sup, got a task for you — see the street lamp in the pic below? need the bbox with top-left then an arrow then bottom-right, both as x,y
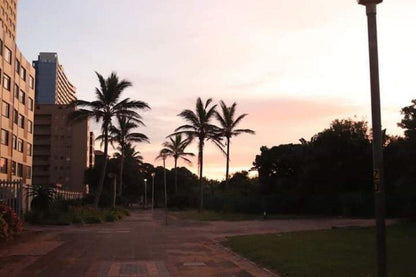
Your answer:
144,178 -> 147,209
151,172 -> 155,213
358,1 -> 386,277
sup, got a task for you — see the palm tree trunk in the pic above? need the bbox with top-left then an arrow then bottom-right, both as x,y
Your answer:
94,125 -> 109,208
174,158 -> 178,194
198,138 -> 204,212
225,137 -> 230,190
119,154 -> 124,197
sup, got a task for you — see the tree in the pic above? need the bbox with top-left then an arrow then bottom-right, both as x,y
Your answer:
398,99 -> 416,140
215,101 -> 254,188
160,134 -> 194,194
100,115 -> 149,197
70,72 -> 150,207
174,97 -> 222,211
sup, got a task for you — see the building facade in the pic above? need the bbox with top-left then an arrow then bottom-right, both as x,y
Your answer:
32,53 -> 92,192
0,0 -> 35,185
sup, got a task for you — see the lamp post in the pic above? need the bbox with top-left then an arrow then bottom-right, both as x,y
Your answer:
358,1 -> 386,276
144,178 -> 147,209
163,157 -> 168,225
151,172 -> 155,213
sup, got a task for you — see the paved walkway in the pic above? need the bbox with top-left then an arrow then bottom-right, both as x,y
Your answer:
0,210 -> 386,277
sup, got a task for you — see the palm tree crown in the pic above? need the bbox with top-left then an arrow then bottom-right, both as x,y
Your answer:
215,100 -> 254,186
160,134 -> 194,193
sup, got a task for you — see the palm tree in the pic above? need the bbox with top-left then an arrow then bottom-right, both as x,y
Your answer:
99,115 -> 149,197
215,101 -> 255,189
70,72 -> 150,207
160,134 -> 194,194
174,97 -> 223,211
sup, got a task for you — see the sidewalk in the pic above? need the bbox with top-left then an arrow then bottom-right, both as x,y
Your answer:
0,210 -> 385,276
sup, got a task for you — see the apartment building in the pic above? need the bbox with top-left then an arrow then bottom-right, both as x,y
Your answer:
0,0 -> 35,185
32,53 -> 93,192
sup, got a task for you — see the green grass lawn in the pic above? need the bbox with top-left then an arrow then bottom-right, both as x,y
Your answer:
173,210 -> 316,221
224,223 -> 416,277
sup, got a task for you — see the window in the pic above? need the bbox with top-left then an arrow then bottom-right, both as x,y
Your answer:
28,97 -> 33,111
2,74 -> 10,90
1,129 -> 8,145
13,84 -> 18,98
0,39 -> 3,56
12,135 -> 16,149
26,166 -> 31,179
0,158 -> 7,173
15,59 -> 19,73
18,114 -> 24,128
4,46 -> 11,64
29,76 -> 34,89
2,101 -> 9,118
19,90 -> 25,104
17,138 -> 23,152
20,67 -> 26,81
17,163 -> 23,177
28,120 -> 32,133
13,109 -> 17,125
27,143 -> 32,156
11,161 -> 16,175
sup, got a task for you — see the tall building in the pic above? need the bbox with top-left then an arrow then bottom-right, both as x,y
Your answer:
32,53 -> 92,192
0,0 -> 35,186
32,53 -> 76,105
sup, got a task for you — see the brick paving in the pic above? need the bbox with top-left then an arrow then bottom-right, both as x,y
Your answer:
0,210 -> 388,277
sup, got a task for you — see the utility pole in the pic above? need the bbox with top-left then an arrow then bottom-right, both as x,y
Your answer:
358,1 -> 386,276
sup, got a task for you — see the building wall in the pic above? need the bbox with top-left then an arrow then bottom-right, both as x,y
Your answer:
33,105 -> 89,192
0,0 -> 35,186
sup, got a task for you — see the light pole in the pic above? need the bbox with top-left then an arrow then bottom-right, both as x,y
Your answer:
144,178 -> 147,209
162,156 -> 168,225
151,172 -> 155,213
358,1 -> 386,276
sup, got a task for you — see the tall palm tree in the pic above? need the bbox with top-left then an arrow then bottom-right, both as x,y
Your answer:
160,134 -> 194,194
70,72 -> 150,207
99,115 -> 149,197
215,101 -> 255,189
174,97 -> 223,211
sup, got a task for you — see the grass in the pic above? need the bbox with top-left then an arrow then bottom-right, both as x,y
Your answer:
224,222 -> 416,277
173,210 -> 318,221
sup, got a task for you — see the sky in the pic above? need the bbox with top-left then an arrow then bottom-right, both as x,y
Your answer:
16,0 -> 416,180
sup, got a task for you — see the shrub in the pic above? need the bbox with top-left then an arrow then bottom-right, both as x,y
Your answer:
104,212 -> 117,222
0,214 -> 8,241
0,204 -> 23,240
28,185 -> 56,212
84,215 -> 102,224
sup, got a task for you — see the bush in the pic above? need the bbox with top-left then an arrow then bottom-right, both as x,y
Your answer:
104,212 -> 117,222
0,214 -> 8,241
0,204 -> 23,240
84,215 -> 102,224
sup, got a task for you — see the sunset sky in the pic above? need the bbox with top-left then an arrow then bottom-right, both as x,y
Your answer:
17,0 -> 416,179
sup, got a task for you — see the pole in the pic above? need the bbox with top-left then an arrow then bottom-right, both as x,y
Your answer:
163,158 -> 167,225
152,175 -> 155,213
112,176 -> 117,209
144,179 -> 147,209
365,4 -> 387,277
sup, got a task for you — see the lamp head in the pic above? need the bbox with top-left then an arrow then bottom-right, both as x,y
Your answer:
357,0 -> 382,5
144,178 -> 147,182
